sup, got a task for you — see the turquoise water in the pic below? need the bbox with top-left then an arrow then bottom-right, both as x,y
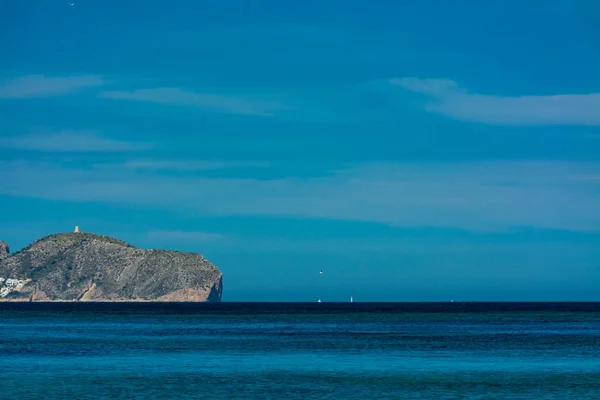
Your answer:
1,303 -> 599,399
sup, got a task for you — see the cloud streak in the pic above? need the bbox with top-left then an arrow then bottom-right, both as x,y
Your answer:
0,75 -> 105,99
145,230 -> 227,243
119,160 -> 269,171
391,77 -> 600,126
1,159 -> 599,232
0,131 -> 151,152
99,87 -> 286,116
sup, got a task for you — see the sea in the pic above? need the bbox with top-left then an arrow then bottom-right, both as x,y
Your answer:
1,302 -> 599,399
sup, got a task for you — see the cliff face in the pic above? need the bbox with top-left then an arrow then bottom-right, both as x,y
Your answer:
0,232 -> 223,302
0,241 -> 8,261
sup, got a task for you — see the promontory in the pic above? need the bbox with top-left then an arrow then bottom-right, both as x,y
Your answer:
0,229 -> 223,302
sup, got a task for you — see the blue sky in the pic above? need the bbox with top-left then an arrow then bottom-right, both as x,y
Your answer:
1,0 -> 599,301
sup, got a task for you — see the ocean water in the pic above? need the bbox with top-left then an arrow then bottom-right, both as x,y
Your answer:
1,303 -> 599,399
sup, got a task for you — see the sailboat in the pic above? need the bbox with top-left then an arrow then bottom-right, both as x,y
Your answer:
317,299 -> 321,303
350,296 -> 353,303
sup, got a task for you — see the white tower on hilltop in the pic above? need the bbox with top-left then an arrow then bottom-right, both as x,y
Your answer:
74,225 -> 80,233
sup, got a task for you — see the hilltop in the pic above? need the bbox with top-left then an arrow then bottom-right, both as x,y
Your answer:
0,230 -> 223,302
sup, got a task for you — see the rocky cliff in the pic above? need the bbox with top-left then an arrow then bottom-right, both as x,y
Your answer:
0,232 -> 223,302
0,241 -> 8,261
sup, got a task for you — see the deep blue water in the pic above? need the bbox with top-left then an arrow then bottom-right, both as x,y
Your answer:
1,302 -> 599,399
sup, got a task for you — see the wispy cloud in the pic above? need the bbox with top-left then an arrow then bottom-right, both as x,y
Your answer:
146,230 -> 227,243
1,160 -> 599,232
138,231 -> 549,256
120,160 -> 269,171
0,131 -> 152,152
0,75 -> 105,99
99,87 -> 286,116
391,77 -> 600,126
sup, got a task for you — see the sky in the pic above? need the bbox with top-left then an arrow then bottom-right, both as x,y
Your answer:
1,0 -> 599,301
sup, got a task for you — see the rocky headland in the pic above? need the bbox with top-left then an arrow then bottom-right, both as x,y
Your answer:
0,230 -> 223,302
